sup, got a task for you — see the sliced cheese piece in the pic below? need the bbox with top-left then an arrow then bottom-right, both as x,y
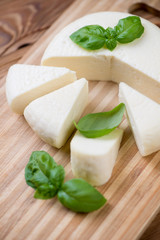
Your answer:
24,78 -> 88,148
119,82 -> 160,156
6,64 -> 76,114
41,11 -> 160,103
71,129 -> 123,186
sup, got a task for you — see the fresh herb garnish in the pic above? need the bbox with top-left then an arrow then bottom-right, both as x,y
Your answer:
25,151 -> 106,212
114,16 -> 144,43
70,25 -> 106,50
70,16 -> 144,51
74,103 -> 125,138
25,151 -> 64,199
58,179 -> 106,212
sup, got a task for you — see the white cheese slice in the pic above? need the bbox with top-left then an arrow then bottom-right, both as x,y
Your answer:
71,129 -> 123,186
24,78 -> 88,148
6,64 -> 76,114
41,11 -> 160,103
119,82 -> 160,156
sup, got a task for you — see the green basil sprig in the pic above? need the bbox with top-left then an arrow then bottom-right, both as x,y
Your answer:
74,103 -> 125,138
70,16 -> 144,51
25,151 -> 106,212
25,151 -> 65,199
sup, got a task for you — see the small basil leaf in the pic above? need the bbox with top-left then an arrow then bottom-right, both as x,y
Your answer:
29,151 -> 57,167
105,27 -> 117,39
115,16 -> 144,43
34,184 -> 57,199
25,158 -> 49,189
74,121 -> 115,138
105,39 -> 117,51
28,168 -> 49,189
74,103 -> 125,138
35,151 -> 57,178
25,162 -> 39,189
57,179 -> 106,212
25,151 -> 58,189
49,165 -> 65,189
70,25 -> 106,50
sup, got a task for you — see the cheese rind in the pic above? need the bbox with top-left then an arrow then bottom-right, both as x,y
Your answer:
71,129 -> 123,186
6,64 -> 76,114
41,11 -> 160,103
24,78 -> 88,148
119,82 -> 160,156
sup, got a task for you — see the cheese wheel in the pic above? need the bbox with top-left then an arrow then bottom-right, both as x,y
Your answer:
41,12 -> 160,103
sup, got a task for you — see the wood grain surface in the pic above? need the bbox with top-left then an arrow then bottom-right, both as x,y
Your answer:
0,0 -> 160,239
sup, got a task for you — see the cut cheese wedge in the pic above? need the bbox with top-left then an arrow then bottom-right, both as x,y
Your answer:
71,129 -> 123,186
41,11 -> 160,103
24,78 -> 88,148
6,64 -> 76,114
119,82 -> 160,156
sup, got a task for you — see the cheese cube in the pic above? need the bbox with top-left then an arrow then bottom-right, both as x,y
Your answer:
71,129 -> 123,186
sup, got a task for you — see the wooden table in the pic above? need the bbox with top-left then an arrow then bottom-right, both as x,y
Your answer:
0,0 -> 160,239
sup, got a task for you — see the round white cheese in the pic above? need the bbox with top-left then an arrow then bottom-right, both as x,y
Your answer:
41,12 -> 160,103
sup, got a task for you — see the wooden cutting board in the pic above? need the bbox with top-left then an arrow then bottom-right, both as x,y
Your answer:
0,0 -> 160,239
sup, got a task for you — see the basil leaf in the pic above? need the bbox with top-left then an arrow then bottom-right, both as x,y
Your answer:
49,165 -> 65,189
115,16 -> 144,43
74,103 -> 125,138
58,179 -> 106,212
36,151 -> 57,177
105,27 -> 117,39
25,151 -> 64,199
25,151 -> 107,211
70,16 -> 144,51
70,25 -> 106,50
26,167 -> 49,189
105,39 -> 117,51
105,27 -> 117,50
25,151 -> 57,189
34,184 -> 57,199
